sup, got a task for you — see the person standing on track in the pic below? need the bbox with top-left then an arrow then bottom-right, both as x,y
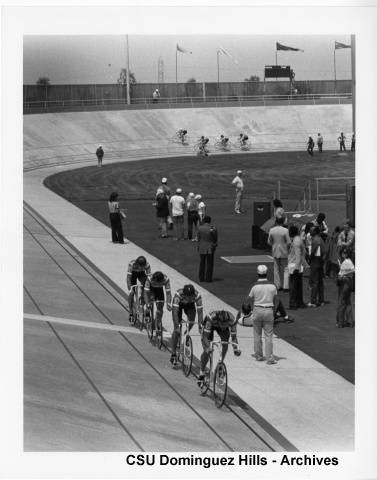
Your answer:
338,132 -> 346,151
186,192 -> 199,241
231,170 -> 244,214
197,215 -> 218,282
196,194 -> 206,225
307,136 -> 315,156
246,264 -> 279,365
170,188 -> 186,240
96,145 -> 104,167
197,310 -> 241,387
317,133 -> 323,152
126,256 -> 151,323
108,192 -> 125,244
268,216 -> 291,291
170,284 -> 203,367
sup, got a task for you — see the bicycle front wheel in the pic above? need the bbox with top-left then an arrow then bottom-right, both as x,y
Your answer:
182,335 -> 193,377
156,322 -> 163,350
138,302 -> 144,332
146,306 -> 154,340
213,362 -> 228,408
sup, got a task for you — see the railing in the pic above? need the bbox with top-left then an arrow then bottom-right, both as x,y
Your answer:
23,92 -> 352,111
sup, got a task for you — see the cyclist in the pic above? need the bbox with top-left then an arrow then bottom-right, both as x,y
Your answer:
239,133 -> 249,146
126,256 -> 151,323
221,136 -> 229,147
170,284 -> 203,367
144,271 -> 172,331
197,310 -> 241,387
177,129 -> 188,143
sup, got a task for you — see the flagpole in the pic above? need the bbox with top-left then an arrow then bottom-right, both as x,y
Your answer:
333,46 -> 337,94
175,47 -> 178,99
126,34 -> 130,105
217,50 -> 220,97
351,35 -> 356,133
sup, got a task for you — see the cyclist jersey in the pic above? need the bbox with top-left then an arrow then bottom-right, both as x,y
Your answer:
127,260 -> 151,275
202,310 -> 237,334
144,274 -> 171,304
172,288 -> 203,309
144,274 -> 171,292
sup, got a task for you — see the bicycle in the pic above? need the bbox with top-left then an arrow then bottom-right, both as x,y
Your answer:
145,300 -> 164,349
170,131 -> 189,145
175,318 -> 194,377
237,139 -> 251,151
130,283 -> 145,331
199,340 -> 239,408
214,140 -> 231,152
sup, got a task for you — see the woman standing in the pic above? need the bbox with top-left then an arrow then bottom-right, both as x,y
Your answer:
108,192 -> 125,244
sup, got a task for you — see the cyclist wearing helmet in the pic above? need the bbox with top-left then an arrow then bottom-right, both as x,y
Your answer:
126,256 -> 151,323
144,271 -> 172,328
178,129 -> 188,143
197,310 -> 241,386
170,284 -> 203,366
239,133 -> 249,146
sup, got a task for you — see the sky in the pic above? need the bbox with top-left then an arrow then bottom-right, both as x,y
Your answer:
23,34 -> 353,85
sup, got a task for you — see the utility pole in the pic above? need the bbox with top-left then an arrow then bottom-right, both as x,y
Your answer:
351,35 -> 355,133
126,34 -> 130,105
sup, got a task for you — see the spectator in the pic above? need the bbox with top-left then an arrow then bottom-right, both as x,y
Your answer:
108,192 -> 125,244
197,215 -> 218,282
155,190 -> 170,238
325,226 -> 341,279
186,192 -> 199,241
268,216 -> 290,291
288,225 -> 307,309
246,264 -> 279,364
152,88 -> 160,103
156,177 -> 171,198
338,132 -> 346,151
351,133 -> 355,152
307,226 -> 326,307
170,188 -> 186,240
317,133 -> 323,152
336,248 -> 355,328
231,170 -> 244,214
307,136 -> 314,156
338,220 -> 355,263
96,145 -> 104,167
196,194 -> 206,224
272,199 -> 287,226
313,212 -> 329,241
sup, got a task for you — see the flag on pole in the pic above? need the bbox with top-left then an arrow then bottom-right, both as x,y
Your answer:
218,46 -> 239,65
335,41 -> 351,50
176,44 -> 192,54
276,42 -> 304,52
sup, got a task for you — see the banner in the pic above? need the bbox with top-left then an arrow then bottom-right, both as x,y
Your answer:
218,46 -> 239,65
176,44 -> 192,54
335,41 -> 351,49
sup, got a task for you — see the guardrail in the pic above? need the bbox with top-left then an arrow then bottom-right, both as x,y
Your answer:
23,92 -> 352,111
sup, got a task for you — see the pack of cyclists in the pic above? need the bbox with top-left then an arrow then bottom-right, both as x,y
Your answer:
126,257 -> 242,384
173,129 -> 251,154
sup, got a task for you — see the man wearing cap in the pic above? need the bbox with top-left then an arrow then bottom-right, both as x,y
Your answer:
231,170 -> 244,214
197,215 -> 218,282
246,264 -> 279,364
170,188 -> 186,240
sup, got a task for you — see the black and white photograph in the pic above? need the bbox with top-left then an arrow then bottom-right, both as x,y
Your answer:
1,4 -> 377,479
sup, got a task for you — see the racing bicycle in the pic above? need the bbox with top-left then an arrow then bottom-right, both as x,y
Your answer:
130,283 -> 145,331
175,318 -> 194,377
145,300 -> 164,349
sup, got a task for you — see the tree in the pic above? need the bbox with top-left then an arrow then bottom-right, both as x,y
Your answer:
244,75 -> 260,82
117,68 -> 136,85
36,76 -> 51,86
186,77 -> 196,83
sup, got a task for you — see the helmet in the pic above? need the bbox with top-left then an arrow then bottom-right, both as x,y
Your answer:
217,310 -> 230,324
220,135 -> 224,138
182,284 -> 195,298
135,256 -> 147,267
151,271 -> 164,284
183,130 -> 187,134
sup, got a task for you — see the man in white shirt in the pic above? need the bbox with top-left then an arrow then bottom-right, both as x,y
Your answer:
170,188 -> 186,240
231,170 -> 244,214
268,216 -> 290,290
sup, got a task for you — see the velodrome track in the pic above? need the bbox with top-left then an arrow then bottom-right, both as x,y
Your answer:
23,104 -> 354,452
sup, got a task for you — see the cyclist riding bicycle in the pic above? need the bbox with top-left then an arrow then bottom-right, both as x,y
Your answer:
177,129 -> 188,143
197,310 -> 241,387
170,284 -> 203,367
143,271 -> 172,329
197,136 -> 209,156
126,256 -> 151,323
239,133 -> 249,146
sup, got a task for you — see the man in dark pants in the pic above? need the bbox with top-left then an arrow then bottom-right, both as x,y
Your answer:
197,215 -> 218,282
338,132 -> 346,151
307,226 -> 326,307
96,145 -> 104,167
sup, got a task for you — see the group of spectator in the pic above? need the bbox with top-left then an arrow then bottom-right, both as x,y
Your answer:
307,132 -> 355,155
267,200 -> 355,328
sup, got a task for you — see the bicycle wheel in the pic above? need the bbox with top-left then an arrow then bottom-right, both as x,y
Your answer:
182,335 -> 193,377
146,305 -> 154,340
156,322 -> 163,350
131,298 -> 138,326
213,362 -> 228,408
138,299 -> 144,332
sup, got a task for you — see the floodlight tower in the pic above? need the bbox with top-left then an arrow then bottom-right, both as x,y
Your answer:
158,56 -> 164,84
